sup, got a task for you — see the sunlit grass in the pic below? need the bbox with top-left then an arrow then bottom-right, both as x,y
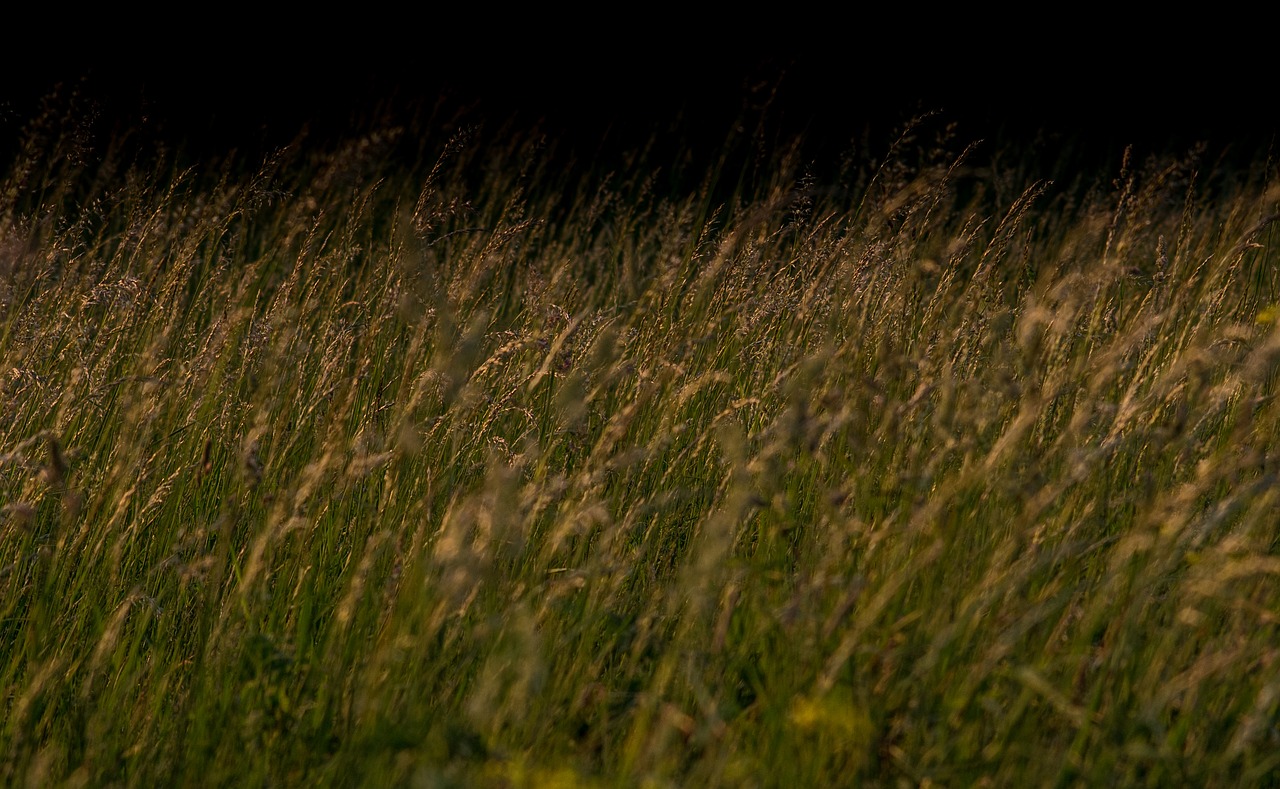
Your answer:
2,90 -> 1279,787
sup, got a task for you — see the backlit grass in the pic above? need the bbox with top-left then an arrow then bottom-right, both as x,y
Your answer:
2,90 -> 1279,787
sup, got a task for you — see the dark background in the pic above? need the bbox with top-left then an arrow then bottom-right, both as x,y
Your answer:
2,17 -> 1275,172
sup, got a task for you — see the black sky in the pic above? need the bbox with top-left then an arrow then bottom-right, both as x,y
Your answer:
3,18 -> 1276,170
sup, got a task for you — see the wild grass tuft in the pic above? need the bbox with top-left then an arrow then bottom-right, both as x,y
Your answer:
2,93 -> 1279,787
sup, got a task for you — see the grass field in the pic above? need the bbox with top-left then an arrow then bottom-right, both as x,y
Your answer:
2,87 -> 1279,787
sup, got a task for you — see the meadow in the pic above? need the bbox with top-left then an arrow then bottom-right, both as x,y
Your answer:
2,88 -> 1279,787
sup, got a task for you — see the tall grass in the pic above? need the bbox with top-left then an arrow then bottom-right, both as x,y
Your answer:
2,89 -> 1279,787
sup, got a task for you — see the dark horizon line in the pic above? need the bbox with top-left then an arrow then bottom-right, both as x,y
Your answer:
4,55 -> 1275,166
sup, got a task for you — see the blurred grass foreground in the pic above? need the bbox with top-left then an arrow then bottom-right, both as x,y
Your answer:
2,88 -> 1280,786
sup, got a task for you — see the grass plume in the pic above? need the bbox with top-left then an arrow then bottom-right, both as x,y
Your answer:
2,93 -> 1279,786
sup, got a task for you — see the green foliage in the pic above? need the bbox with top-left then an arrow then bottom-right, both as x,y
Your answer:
3,94 -> 1280,787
